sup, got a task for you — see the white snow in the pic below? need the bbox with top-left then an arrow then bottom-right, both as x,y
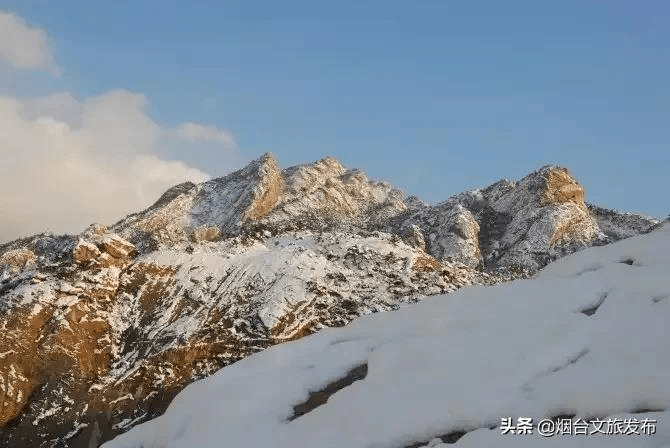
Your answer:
64,422 -> 89,440
100,223 -> 670,447
55,294 -> 79,307
139,231 -> 422,333
31,405 -> 61,426
109,393 -> 134,405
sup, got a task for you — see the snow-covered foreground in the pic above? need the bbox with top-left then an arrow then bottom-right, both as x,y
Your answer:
104,223 -> 670,448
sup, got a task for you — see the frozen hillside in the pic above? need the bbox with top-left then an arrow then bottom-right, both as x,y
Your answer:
0,226 -> 488,448
105,222 -> 670,448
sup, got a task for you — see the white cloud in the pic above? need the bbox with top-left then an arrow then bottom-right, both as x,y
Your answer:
0,12 -> 240,242
0,11 -> 58,74
174,122 -> 237,149
0,89 -> 239,242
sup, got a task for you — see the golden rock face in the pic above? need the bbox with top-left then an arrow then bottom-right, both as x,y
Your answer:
242,154 -> 283,221
0,232 -> 138,432
72,233 -> 135,267
191,225 -> 221,243
536,168 -> 598,248
0,248 -> 36,273
72,241 -> 101,263
539,167 -> 585,206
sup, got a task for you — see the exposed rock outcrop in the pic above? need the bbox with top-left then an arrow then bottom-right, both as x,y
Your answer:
539,166 -> 585,205
0,248 -> 36,273
72,227 -> 135,268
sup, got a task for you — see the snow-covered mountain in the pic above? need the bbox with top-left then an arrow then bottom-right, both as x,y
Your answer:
104,221 -> 670,448
0,154 -> 660,447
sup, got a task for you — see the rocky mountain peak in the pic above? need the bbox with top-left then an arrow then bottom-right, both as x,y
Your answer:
112,154 -> 406,251
386,163 -> 657,272
259,156 -> 406,231
111,152 -> 281,250
538,165 -> 585,206
240,152 -> 283,221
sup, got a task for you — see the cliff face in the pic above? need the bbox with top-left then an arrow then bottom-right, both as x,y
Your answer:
112,153 -> 283,250
0,155 -> 660,447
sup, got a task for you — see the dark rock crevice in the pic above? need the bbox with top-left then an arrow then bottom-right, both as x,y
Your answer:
289,363 -> 368,421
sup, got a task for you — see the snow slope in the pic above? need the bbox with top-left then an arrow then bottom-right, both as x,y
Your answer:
104,223 -> 670,448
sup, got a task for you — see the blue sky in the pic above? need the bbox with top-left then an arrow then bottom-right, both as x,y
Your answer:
0,0 -> 668,239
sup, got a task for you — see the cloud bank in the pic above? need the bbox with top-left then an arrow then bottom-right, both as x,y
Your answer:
0,11 -> 58,74
0,88 -> 242,242
174,122 -> 237,147
0,11 -> 240,242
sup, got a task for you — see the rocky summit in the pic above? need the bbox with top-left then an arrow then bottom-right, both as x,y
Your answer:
0,154 -> 659,447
